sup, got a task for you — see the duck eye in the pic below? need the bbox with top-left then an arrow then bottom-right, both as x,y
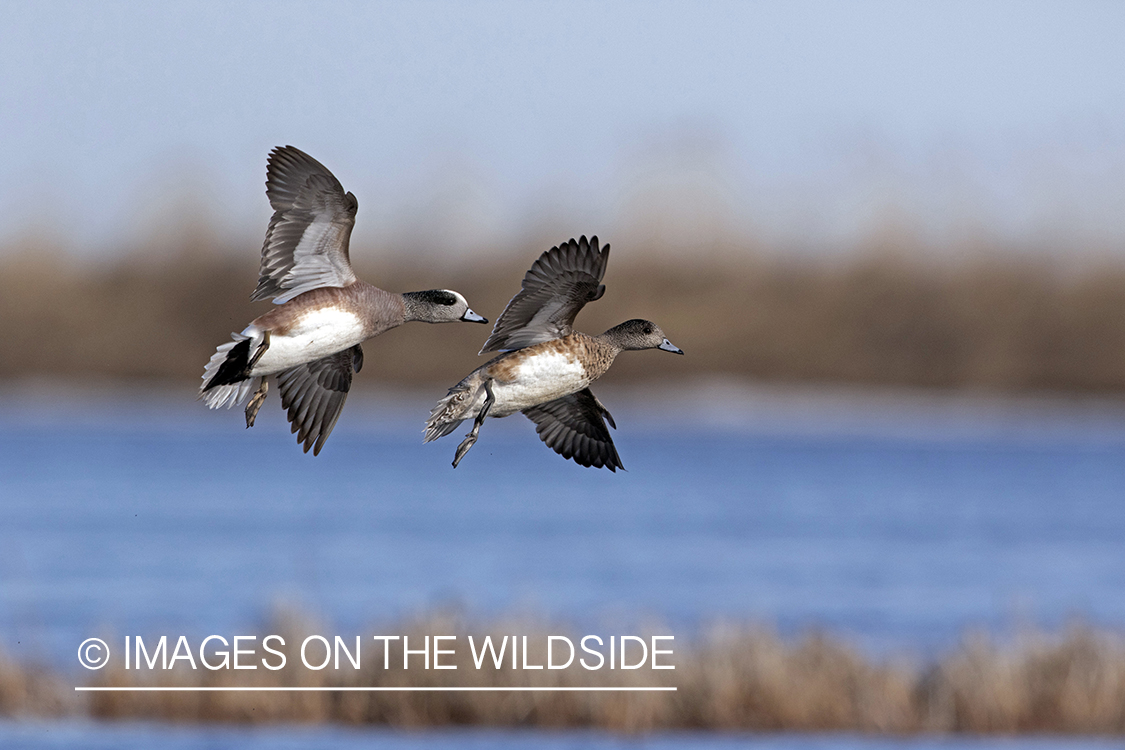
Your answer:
643,325 -> 653,334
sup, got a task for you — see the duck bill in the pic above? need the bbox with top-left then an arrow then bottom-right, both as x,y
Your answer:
461,309 -> 488,324
659,338 -> 684,355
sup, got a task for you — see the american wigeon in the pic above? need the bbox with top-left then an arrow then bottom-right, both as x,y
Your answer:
424,235 -> 683,471
200,145 -> 487,454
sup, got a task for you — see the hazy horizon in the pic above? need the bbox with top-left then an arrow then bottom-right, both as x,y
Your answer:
3,1 -> 1125,261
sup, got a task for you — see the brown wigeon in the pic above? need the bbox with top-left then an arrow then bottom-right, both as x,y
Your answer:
424,236 -> 682,471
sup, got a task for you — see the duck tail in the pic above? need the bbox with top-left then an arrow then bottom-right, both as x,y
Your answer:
200,378 -> 257,410
423,382 -> 474,443
199,329 -> 266,408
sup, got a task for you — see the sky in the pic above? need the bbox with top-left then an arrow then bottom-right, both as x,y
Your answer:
2,0 -> 1125,260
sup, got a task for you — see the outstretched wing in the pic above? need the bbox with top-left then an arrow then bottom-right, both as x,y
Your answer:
252,145 -> 359,304
480,235 -> 609,353
521,388 -> 623,471
276,345 -> 363,455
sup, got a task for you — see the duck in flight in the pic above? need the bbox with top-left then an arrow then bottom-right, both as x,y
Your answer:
424,235 -> 683,471
200,145 -> 487,455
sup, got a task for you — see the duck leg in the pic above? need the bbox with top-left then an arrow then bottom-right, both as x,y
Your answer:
242,331 -> 273,427
453,379 -> 494,468
245,378 -> 269,428
248,330 -> 270,370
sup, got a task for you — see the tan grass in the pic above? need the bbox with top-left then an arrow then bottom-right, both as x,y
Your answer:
0,649 -> 74,717
1,614 -> 1114,733
5,238 -> 1125,392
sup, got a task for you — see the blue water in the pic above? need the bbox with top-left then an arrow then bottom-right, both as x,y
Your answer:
1,721 -> 1122,750
3,388 -> 1125,665
2,386 -> 1125,748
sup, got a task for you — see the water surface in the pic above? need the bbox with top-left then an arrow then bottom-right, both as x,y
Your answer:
3,385 -> 1123,667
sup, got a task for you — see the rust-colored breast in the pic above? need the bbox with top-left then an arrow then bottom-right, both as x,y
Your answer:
572,334 -> 617,381
483,333 -> 618,384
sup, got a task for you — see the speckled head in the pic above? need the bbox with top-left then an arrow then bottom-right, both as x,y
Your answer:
403,289 -> 488,324
601,319 -> 684,354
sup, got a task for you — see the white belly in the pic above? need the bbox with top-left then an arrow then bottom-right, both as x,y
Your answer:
490,351 -> 590,416
248,309 -> 366,375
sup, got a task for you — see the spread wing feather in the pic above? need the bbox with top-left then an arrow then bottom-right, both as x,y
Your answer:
480,235 -> 609,353
252,146 -> 358,303
276,345 -> 362,455
522,388 -> 623,471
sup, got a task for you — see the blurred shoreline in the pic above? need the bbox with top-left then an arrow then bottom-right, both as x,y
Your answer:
5,376 -> 1125,444
6,236 -> 1125,393
3,614 -> 1125,734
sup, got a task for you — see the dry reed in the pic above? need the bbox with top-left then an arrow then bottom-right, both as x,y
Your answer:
4,614 -> 1123,734
0,650 -> 74,717
5,237 -> 1125,393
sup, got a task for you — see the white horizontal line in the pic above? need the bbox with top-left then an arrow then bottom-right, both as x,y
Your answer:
75,686 -> 676,692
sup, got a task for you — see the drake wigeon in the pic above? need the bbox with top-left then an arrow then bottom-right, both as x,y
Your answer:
200,145 -> 487,454
424,235 -> 683,471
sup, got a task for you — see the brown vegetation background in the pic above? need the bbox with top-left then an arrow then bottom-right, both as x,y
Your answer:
4,232 -> 1125,393
4,613 -> 1125,734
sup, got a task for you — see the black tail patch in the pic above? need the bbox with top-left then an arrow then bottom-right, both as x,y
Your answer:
202,338 -> 252,391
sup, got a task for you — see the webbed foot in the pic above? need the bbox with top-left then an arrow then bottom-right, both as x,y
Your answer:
245,378 -> 268,428
451,379 -> 494,468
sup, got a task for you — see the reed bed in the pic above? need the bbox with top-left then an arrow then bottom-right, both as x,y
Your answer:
6,615 -> 1125,733
5,238 -> 1125,392
0,650 -> 74,717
